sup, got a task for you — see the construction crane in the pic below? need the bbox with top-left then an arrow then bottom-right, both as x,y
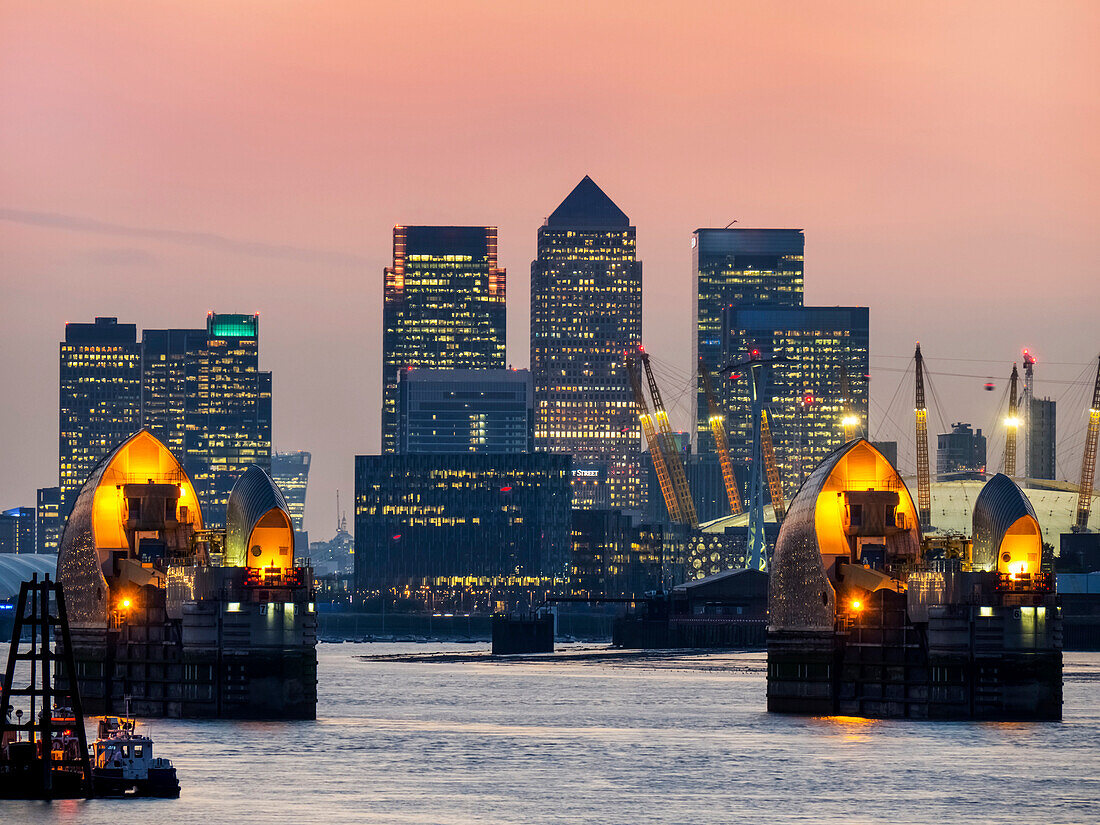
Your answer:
1004,363 -> 1020,477
625,350 -> 683,525
839,364 -> 858,442
1073,354 -> 1100,532
914,343 -> 932,530
759,409 -> 786,521
699,358 -> 743,516
1022,349 -> 1036,475
641,351 -> 698,527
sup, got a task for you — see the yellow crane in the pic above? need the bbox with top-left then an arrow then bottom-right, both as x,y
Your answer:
641,351 -> 698,527
1073,354 -> 1100,532
914,343 -> 931,529
699,358 -> 743,515
840,364 -> 859,441
760,408 -> 786,522
1004,363 -> 1020,477
625,350 -> 683,525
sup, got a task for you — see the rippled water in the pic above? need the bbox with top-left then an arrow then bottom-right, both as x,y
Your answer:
8,645 -> 1100,824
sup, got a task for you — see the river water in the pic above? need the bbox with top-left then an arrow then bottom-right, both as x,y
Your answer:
8,644 -> 1100,824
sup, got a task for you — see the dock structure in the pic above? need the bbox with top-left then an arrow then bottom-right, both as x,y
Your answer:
56,430 -> 317,720
767,439 -> 1062,720
0,575 -> 93,799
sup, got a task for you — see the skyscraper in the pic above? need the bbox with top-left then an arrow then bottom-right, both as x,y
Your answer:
0,507 -> 35,554
1028,397 -> 1057,480
35,486 -> 61,554
272,451 -> 311,531
381,226 -> 507,453
720,305 -> 869,495
693,228 -> 804,452
531,176 -> 642,510
59,317 -> 142,514
396,368 -> 533,454
182,313 -> 272,527
141,327 -> 207,458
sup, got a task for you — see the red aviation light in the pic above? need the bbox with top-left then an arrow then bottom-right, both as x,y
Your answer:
500,486 -> 513,492
391,534 -> 402,541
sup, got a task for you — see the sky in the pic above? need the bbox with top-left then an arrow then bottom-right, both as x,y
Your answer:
1,1 -> 1098,536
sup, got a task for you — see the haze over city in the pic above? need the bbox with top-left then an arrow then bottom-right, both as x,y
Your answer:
2,1 -> 1097,531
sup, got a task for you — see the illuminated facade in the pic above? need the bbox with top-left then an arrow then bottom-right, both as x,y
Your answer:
35,486 -> 61,554
353,453 -> 571,593
60,317 -> 142,515
55,430 -> 316,719
382,226 -> 507,453
720,305 -> 869,497
569,509 -> 687,599
693,228 -> 804,452
141,327 -> 207,458
138,314 -> 271,529
271,451 -> 311,531
396,368 -> 533,454
531,176 -> 642,510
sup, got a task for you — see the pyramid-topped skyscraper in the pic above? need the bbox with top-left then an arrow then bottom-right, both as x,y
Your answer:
531,176 -> 643,510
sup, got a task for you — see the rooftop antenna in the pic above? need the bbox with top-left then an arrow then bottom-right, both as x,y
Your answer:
724,219 -> 739,229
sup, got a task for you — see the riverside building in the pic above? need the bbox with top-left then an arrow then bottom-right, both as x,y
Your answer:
381,226 -> 507,453
531,176 -> 642,510
693,228 -> 804,452
353,453 -> 571,609
60,318 -> 142,515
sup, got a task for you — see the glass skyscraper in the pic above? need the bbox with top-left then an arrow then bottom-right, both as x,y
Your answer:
381,226 -> 507,453
141,327 -> 207,458
396,368 -> 533,454
59,317 -> 142,514
35,486 -> 61,554
531,176 -> 642,510
272,451 -> 311,531
720,305 -> 869,495
693,228 -> 804,451
183,313 -> 271,527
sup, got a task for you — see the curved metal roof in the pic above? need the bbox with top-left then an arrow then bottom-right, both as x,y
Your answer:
972,473 -> 1041,571
768,440 -> 862,632
225,465 -> 293,567
57,428 -> 199,626
0,555 -> 58,601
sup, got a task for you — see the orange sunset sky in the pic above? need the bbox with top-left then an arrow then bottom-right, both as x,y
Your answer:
2,2 -> 1098,529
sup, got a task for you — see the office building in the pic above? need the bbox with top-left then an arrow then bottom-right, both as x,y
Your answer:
36,486 -> 61,554
139,313 -> 271,528
937,422 -> 987,478
531,176 -> 642,510
396,368 -> 533,454
0,507 -> 35,554
1028,397 -> 1056,480
569,510 -> 688,599
720,305 -> 869,496
59,317 -> 142,514
693,228 -> 804,452
354,453 -> 571,594
272,451 -> 311,531
382,226 -> 507,453
141,327 -> 207,458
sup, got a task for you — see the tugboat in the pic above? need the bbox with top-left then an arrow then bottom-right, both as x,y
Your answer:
91,708 -> 180,798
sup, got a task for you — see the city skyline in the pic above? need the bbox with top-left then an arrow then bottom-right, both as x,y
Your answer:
2,2 -> 1098,527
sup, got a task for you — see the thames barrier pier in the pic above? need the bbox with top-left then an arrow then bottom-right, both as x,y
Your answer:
767,439 -> 1061,720
56,430 -> 316,719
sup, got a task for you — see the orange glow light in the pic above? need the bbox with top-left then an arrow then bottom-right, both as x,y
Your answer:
850,599 -> 863,611
120,598 -> 132,610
